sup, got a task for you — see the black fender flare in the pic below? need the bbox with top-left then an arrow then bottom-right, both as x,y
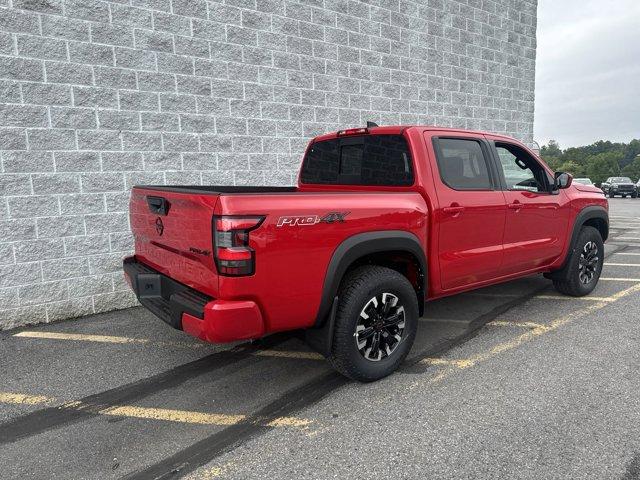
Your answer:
550,205 -> 609,277
305,231 -> 427,357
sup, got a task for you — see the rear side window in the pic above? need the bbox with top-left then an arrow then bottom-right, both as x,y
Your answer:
300,134 -> 413,186
433,138 -> 492,190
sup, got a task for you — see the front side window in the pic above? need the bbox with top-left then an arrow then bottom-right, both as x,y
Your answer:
300,134 -> 413,186
495,143 -> 551,193
434,138 -> 492,190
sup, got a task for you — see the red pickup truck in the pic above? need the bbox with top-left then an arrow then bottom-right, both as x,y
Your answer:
123,125 -> 608,381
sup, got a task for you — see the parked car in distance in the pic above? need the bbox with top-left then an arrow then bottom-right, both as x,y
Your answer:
601,177 -> 637,198
574,178 -> 595,186
124,125 -> 609,382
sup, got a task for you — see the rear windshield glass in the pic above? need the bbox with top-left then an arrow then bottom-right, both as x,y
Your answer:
300,134 -> 414,186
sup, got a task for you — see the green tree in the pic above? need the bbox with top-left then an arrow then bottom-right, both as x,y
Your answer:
558,160 -> 583,177
539,139 -> 639,185
540,140 -> 561,158
621,156 -> 640,181
585,152 -> 622,185
544,156 -> 563,172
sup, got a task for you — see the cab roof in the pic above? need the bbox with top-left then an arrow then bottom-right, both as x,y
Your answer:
312,125 -> 522,144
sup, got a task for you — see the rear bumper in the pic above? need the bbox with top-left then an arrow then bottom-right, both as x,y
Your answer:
123,256 -> 264,343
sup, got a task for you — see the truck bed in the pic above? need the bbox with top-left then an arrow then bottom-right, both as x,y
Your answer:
134,185 -> 298,195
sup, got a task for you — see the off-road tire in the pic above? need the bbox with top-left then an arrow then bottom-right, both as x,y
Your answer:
608,190 -> 615,198
328,265 -> 418,382
552,226 -> 604,297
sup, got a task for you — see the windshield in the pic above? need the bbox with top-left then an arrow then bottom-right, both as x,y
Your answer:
574,178 -> 593,185
611,177 -> 632,183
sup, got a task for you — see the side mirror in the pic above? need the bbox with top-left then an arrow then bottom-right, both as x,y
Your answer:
554,172 -> 573,190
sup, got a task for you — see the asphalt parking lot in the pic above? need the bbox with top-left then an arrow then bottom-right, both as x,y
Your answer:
1,198 -> 640,479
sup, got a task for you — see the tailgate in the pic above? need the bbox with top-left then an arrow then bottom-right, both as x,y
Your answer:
130,187 -> 220,298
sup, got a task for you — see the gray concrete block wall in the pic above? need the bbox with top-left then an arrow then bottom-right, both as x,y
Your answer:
0,0 -> 537,329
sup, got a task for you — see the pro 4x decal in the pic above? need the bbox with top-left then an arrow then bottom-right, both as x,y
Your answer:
276,212 -> 349,227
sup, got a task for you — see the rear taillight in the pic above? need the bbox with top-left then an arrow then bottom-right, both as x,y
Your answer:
213,215 -> 264,276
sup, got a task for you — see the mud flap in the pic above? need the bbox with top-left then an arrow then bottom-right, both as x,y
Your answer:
304,296 -> 338,358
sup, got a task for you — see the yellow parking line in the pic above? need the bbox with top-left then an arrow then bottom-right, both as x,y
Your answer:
604,263 -> 640,267
488,320 -> 545,329
413,283 -> 640,383
536,295 -> 614,302
0,392 -> 312,428
600,277 -> 640,282
14,330 -> 323,360
100,405 -> 245,426
0,392 -> 53,405
13,330 -> 325,360
98,405 -> 312,428
265,416 -> 314,428
420,358 -> 475,369
13,331 -> 206,349
185,463 -> 235,480
14,331 -> 153,344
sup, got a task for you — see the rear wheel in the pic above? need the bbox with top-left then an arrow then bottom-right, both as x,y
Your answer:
329,266 -> 418,382
552,226 -> 604,296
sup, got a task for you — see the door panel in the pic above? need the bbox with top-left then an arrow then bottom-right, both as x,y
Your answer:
501,190 -> 568,274
427,133 -> 507,291
491,140 -> 570,274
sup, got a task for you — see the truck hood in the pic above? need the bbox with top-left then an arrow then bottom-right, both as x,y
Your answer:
574,184 -> 605,194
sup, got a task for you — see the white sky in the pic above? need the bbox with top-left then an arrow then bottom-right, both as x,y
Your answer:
534,0 -> 640,148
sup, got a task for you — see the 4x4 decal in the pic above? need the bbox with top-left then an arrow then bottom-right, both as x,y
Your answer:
277,212 -> 349,227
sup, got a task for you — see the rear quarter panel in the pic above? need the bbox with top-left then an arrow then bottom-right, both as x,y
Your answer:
216,192 -> 428,333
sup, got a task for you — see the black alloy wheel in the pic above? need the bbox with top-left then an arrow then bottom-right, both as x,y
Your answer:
354,292 -> 405,362
578,240 -> 599,285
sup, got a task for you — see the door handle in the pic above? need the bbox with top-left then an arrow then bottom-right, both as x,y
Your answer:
508,202 -> 522,211
147,196 -> 170,216
443,205 -> 465,215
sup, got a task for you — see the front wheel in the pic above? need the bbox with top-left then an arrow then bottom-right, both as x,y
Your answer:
329,266 -> 418,382
552,226 -> 604,296
608,190 -> 615,198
